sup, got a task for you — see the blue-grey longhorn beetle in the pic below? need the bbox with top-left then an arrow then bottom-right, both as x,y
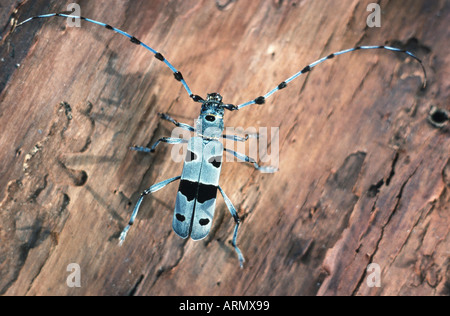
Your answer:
17,13 -> 426,267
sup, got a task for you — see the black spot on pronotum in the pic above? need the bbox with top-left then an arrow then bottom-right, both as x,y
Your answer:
199,218 -> 210,226
428,107 -> 449,128
205,115 -> 216,122
176,214 -> 186,222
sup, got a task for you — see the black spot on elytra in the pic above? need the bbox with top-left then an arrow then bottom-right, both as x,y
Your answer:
176,214 -> 186,222
208,156 -> 222,168
197,184 -> 217,203
199,218 -> 210,226
186,150 -> 198,162
178,180 -> 198,202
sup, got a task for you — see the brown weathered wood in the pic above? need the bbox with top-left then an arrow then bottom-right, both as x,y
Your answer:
0,0 -> 448,296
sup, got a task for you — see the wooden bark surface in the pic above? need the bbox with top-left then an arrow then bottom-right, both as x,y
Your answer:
0,0 -> 448,296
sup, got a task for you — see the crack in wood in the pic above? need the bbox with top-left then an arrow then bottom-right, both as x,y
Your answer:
215,0 -> 237,11
128,274 -> 144,296
351,165 -> 420,295
386,151 -> 399,186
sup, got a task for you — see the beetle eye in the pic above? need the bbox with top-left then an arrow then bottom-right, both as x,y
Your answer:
205,115 -> 215,122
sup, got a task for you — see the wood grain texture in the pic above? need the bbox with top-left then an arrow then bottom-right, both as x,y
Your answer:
0,0 -> 448,296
